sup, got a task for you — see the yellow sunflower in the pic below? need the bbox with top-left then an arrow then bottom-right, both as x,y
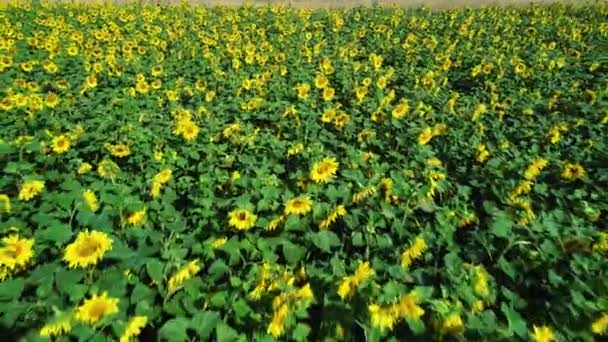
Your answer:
0,235 -> 34,270
40,314 -> 72,337
167,259 -> 201,293
74,292 -> 119,325
106,143 -> 131,158
284,196 -> 313,216
97,159 -> 120,179
228,208 -> 257,231
120,316 -> 148,342
417,127 -> 434,145
561,163 -> 585,181
18,180 -> 45,201
180,121 -> 200,141
310,157 -> 339,184
63,230 -> 113,268
77,162 -> 93,175
82,189 -> 99,213
51,134 -> 71,154
126,209 -> 146,226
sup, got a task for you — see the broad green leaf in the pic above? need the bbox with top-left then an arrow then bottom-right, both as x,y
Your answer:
283,241 -> 306,264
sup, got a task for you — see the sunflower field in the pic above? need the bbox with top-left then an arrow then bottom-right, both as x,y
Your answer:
0,1 -> 607,341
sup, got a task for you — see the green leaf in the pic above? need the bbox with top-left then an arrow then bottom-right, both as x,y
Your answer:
208,259 -> 229,281
146,259 -> 164,284
310,230 -> 341,253
500,303 -> 527,337
37,223 -> 72,246
352,232 -> 364,246
284,215 -> 304,231
192,311 -> 220,339
406,318 -> 425,335
159,317 -> 190,342
498,257 -> 517,280
491,211 -> 512,238
292,323 -> 311,341
216,322 -> 239,342
283,241 -> 306,264
0,278 -> 25,301
232,298 -> 252,318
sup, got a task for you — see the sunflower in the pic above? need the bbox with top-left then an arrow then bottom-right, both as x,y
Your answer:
228,208 -> 257,231
74,292 -> 119,325
321,108 -> 337,123
392,101 -> 410,119
442,313 -> 464,335
120,316 -> 148,342
561,163 -> 585,181
97,159 -> 120,179
77,162 -> 93,175
310,157 -> 339,184
322,87 -> 335,101
180,121 -> 199,141
314,74 -> 329,89
40,315 -> 72,337
82,189 -> 99,212
18,180 -> 45,201
0,235 -> 34,270
0,194 -> 10,213
51,134 -> 71,154
167,259 -> 200,293
531,325 -> 555,342
417,127 -> 434,145
45,93 -> 59,108
295,83 -> 310,99
126,209 -> 146,226
106,143 -> 131,158
284,196 -> 313,216
63,230 -> 113,268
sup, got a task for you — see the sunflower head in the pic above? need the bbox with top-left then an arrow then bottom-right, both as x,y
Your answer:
63,230 -> 113,268
18,180 -> 45,201
228,208 -> 257,231
562,163 -> 585,181
0,235 -> 34,270
51,134 -> 71,154
284,196 -> 313,216
310,157 -> 339,184
75,292 -> 119,325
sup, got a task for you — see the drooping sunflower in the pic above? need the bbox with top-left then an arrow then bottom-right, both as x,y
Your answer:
74,292 -> 119,325
51,134 -> 71,154
310,157 -> 339,184
120,316 -> 148,342
167,259 -> 201,293
82,189 -> 99,212
0,235 -> 34,270
18,180 -> 45,201
228,208 -> 257,231
39,314 -> 72,337
63,230 -> 113,268
284,196 -> 313,216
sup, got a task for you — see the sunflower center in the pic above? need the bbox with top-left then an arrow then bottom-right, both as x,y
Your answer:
292,200 -> 304,208
318,164 -> 330,174
88,301 -> 108,319
77,240 -> 100,258
237,212 -> 247,221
